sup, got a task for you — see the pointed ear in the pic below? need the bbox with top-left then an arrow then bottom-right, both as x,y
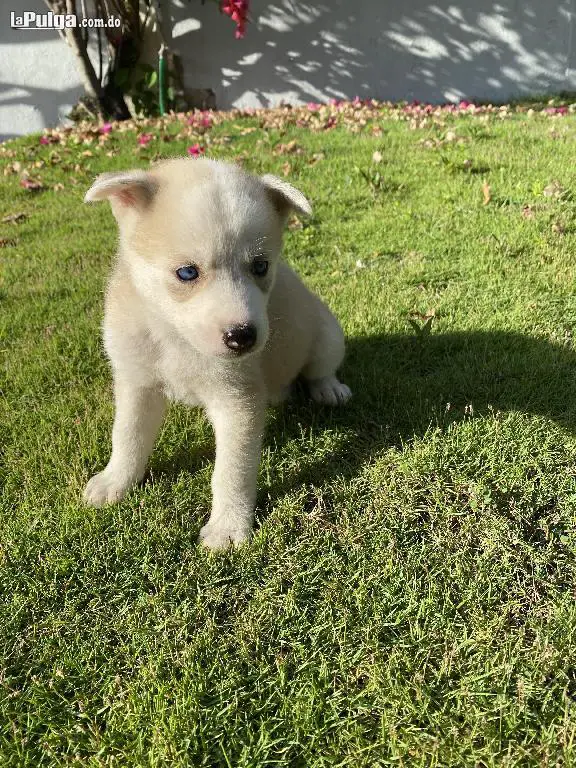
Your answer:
260,174 -> 312,217
84,170 -> 159,210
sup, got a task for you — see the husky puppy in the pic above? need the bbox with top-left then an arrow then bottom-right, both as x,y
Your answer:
83,158 -> 351,549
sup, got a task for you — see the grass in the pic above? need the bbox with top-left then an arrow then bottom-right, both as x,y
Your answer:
2,101 -> 576,765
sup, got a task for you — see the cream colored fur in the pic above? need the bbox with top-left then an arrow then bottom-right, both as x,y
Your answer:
83,157 -> 351,549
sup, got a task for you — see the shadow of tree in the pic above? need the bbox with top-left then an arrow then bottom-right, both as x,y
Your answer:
0,0 -> 87,138
256,329 -> 576,505
3,0 -> 573,137
171,0 -> 573,107
147,329 -> 576,523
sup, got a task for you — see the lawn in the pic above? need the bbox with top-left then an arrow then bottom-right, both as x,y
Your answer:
2,99 -> 576,766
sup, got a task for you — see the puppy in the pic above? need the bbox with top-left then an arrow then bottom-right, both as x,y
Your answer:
83,158 -> 351,549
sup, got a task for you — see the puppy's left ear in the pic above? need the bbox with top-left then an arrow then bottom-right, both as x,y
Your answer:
261,174 -> 312,218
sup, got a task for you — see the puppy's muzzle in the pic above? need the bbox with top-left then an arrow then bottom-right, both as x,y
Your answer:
223,324 -> 257,354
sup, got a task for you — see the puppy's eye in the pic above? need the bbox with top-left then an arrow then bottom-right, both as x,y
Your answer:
176,265 -> 199,282
251,259 -> 269,277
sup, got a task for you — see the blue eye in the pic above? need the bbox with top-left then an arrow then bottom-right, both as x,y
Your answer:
176,265 -> 199,282
251,259 -> 269,277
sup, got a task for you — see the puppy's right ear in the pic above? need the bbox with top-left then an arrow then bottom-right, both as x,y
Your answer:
84,170 -> 158,212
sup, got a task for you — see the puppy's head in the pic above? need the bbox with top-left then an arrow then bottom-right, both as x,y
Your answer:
85,158 -> 311,358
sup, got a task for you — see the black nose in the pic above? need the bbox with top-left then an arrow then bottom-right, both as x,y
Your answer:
223,324 -> 257,352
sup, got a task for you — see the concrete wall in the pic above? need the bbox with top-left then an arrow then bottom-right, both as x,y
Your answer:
0,0 -> 85,141
2,0 -> 576,140
173,0 -> 576,108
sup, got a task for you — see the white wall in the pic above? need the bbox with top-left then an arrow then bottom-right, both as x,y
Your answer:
0,0 -> 86,141
2,0 -> 576,139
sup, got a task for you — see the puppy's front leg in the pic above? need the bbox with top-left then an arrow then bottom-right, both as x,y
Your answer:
200,397 -> 265,550
84,376 -> 166,507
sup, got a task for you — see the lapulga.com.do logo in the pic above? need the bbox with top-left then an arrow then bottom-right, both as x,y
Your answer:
10,11 -> 121,29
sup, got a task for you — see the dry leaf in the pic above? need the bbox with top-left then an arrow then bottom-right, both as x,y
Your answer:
0,237 -> 17,247
273,140 -> 303,156
308,152 -> 325,165
1,212 -> 27,224
287,216 -> 304,231
4,161 -> 22,176
521,205 -> 535,219
482,182 -> 491,205
543,180 -> 564,198
281,161 -> 292,176
372,150 -> 383,163
410,308 -> 436,320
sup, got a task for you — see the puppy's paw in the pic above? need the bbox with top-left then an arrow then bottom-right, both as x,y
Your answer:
198,521 -> 252,551
83,470 -> 133,507
308,376 -> 352,406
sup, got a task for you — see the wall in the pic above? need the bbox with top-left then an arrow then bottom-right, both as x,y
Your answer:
0,0 -> 86,141
1,0 -> 575,139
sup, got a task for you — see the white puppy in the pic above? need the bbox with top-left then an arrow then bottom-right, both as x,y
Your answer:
83,158 -> 351,549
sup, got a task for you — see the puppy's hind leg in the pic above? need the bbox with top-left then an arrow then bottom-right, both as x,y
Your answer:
301,309 -> 352,406
83,377 -> 167,507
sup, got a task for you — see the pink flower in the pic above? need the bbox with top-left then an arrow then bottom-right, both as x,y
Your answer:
187,143 -> 205,156
187,112 -> 212,128
39,136 -> 50,145
307,102 -> 320,111
137,133 -> 153,146
100,122 -> 112,134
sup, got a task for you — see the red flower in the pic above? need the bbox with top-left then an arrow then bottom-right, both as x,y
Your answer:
221,0 -> 249,37
137,133 -> 153,146
187,144 -> 205,156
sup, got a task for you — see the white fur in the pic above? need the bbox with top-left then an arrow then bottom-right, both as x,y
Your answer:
83,158 -> 351,549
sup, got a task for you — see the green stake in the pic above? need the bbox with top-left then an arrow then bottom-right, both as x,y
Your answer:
158,44 -> 167,116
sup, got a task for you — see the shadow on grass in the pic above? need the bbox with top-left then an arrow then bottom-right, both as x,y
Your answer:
255,330 -> 576,507
147,329 -> 576,526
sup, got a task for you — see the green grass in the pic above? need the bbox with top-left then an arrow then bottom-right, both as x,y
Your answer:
2,103 -> 576,765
